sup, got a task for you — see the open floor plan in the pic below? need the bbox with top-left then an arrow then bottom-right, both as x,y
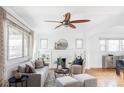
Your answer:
0,6 -> 124,87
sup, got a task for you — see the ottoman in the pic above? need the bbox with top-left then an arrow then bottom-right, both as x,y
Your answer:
73,74 -> 97,87
55,76 -> 81,87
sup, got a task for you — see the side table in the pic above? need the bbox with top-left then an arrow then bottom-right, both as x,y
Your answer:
8,75 -> 29,87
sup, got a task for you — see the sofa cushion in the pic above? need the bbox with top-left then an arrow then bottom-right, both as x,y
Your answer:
35,66 -> 49,86
35,66 -> 48,76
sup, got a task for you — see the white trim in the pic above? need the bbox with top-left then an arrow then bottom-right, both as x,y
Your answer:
2,6 -> 34,31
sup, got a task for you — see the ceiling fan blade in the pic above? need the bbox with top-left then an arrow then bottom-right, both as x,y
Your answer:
69,23 -> 76,29
45,20 -> 62,23
55,24 -> 63,29
70,20 -> 90,23
64,12 -> 71,21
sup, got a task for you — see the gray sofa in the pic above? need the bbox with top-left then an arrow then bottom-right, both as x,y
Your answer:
14,62 -> 49,87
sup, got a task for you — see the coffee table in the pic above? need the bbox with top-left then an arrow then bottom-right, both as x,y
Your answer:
54,68 -> 70,78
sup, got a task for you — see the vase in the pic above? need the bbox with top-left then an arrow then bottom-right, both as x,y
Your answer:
15,72 -> 22,79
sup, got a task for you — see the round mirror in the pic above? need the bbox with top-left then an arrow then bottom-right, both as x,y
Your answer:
55,39 -> 68,50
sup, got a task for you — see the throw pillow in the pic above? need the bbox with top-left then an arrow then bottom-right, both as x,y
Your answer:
25,64 -> 30,73
29,65 -> 36,73
25,64 -> 36,73
18,66 -> 25,73
35,59 -> 44,69
31,61 -> 35,68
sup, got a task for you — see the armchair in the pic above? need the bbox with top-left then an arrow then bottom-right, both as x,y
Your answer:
71,56 -> 84,74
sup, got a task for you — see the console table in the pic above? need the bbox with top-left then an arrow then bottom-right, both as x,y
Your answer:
102,55 -> 124,68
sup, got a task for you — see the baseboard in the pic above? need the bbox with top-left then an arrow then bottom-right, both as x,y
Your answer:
85,68 -> 115,71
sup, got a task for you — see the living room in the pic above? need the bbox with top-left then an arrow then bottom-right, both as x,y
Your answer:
0,6 -> 124,87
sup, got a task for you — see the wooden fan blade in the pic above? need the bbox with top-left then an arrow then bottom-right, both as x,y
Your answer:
55,24 -> 63,29
64,12 -> 71,21
45,20 -> 62,23
70,20 -> 90,23
69,23 -> 76,29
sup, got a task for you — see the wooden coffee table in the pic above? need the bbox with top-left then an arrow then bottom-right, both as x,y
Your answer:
54,68 -> 70,78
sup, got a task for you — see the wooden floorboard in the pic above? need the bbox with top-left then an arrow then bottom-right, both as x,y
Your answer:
85,68 -> 124,87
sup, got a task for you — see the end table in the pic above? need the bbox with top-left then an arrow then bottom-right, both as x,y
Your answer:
8,75 -> 29,87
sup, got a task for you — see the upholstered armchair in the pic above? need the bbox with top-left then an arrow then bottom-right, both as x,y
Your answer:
70,56 -> 84,74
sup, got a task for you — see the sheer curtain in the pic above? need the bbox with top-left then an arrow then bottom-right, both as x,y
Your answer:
0,8 -> 5,83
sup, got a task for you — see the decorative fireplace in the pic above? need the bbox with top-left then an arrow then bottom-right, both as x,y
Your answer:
61,58 -> 66,68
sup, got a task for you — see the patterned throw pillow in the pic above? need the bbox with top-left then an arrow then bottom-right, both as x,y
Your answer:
25,64 -> 30,73
31,61 -> 35,68
25,64 -> 36,73
35,59 -> 44,69
29,65 -> 36,73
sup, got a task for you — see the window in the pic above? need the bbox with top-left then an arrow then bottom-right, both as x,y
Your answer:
76,39 -> 83,49
120,40 -> 124,51
40,39 -> 48,49
8,25 -> 30,60
100,40 -> 106,51
108,40 -> 119,52
99,39 -> 124,52
8,26 -> 23,59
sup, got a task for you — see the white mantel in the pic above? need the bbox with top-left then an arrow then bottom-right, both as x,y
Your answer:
37,49 -> 85,68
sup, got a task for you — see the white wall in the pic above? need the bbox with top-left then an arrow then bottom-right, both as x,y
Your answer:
34,28 -> 86,68
5,6 -> 124,71
3,8 -> 34,79
35,21 -> 124,69
86,26 -> 124,68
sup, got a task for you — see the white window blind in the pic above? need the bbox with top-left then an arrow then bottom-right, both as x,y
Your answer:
8,26 -> 23,59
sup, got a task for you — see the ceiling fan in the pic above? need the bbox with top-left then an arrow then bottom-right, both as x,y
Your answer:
45,12 -> 91,29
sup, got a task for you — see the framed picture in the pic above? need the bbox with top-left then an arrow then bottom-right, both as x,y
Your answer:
55,39 -> 68,50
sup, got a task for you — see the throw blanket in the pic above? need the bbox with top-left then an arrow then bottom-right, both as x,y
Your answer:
116,60 -> 124,76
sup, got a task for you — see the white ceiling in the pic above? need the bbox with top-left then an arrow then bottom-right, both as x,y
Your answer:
6,6 -> 124,34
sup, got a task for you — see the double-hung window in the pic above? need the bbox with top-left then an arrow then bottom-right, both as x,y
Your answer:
107,40 -> 119,52
99,40 -> 106,51
8,24 -> 30,60
99,39 -> 124,52
76,39 -> 83,49
40,39 -> 48,49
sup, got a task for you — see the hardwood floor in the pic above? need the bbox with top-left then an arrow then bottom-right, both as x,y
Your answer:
85,68 -> 124,87
45,68 -> 124,87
